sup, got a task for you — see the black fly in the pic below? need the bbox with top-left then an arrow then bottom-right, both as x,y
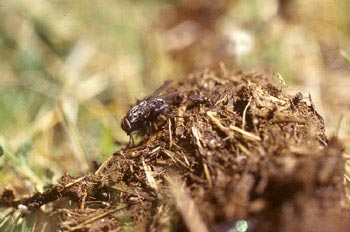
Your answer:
121,81 -> 178,137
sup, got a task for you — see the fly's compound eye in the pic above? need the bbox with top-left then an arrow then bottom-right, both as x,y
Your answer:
121,117 -> 132,134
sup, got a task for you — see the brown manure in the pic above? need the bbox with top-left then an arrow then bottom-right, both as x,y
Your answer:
1,69 -> 349,232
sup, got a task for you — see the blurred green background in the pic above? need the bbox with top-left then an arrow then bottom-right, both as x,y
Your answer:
0,0 -> 349,220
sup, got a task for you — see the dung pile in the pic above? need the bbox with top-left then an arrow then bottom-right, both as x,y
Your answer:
1,69 -> 349,231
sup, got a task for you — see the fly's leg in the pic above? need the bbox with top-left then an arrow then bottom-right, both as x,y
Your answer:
161,106 -> 173,119
146,121 -> 152,136
127,134 -> 135,148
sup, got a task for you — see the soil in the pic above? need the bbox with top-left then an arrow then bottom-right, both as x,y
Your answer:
1,69 -> 349,232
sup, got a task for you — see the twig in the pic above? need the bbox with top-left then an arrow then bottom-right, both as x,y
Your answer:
242,97 -> 252,130
203,163 -> 213,188
67,205 -> 127,231
229,124 -> 261,142
166,176 -> 209,232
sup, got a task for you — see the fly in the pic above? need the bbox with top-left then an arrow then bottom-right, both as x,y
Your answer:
121,81 -> 178,137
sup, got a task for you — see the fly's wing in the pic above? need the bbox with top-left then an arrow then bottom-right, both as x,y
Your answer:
145,81 -> 172,101
158,90 -> 179,103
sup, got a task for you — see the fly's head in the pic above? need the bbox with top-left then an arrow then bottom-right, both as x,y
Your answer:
121,116 -> 133,135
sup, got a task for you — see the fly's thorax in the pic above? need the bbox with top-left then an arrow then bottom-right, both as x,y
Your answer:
148,98 -> 168,113
127,101 -> 148,123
